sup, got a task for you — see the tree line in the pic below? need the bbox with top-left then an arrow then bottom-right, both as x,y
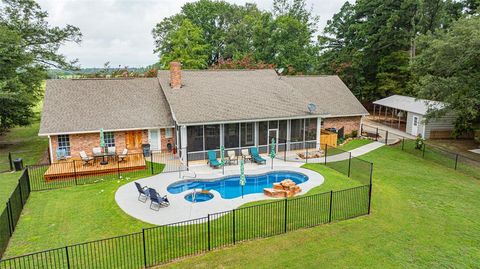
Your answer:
153,0 -> 479,135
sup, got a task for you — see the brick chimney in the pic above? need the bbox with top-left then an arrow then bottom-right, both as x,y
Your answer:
170,62 -> 182,89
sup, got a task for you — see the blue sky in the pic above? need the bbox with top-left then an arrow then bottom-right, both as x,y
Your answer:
37,0 -> 348,68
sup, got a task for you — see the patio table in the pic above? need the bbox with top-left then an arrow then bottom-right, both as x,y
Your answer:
93,152 -> 116,165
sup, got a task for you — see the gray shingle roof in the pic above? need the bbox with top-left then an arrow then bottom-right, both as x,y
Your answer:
39,78 -> 174,135
158,69 -> 368,125
373,95 -> 445,115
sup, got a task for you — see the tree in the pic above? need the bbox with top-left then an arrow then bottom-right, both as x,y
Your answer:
0,0 -> 81,131
412,15 -> 480,135
159,19 -> 210,69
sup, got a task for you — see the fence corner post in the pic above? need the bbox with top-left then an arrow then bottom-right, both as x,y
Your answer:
8,152 -> 13,171
347,152 -> 352,178
368,183 -> 373,215
65,246 -> 71,269
284,198 -> 288,233
385,131 -> 389,145
72,160 -> 78,185
207,214 -> 211,251
422,143 -> 426,158
329,191 -> 333,222
401,138 -> 405,150
324,144 -> 328,165
142,228 -> 147,268
455,154 -> 459,170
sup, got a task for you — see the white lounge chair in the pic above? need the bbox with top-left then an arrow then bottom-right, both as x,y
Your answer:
118,149 -> 128,162
241,149 -> 252,163
79,151 -> 94,166
227,150 -> 237,165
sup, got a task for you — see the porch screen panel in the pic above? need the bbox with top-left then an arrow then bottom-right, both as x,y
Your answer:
268,120 -> 278,129
258,121 -> 268,145
290,119 -> 304,142
224,123 -> 239,148
241,123 -> 255,147
279,120 -> 287,142
305,118 -> 317,141
204,125 -> 220,150
187,126 -> 204,152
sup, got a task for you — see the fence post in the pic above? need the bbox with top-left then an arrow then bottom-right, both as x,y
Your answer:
284,143 -> 287,161
72,160 -> 78,185
65,246 -> 71,269
284,198 -> 288,233
422,143 -> 426,158
150,153 -> 154,174
18,177 -> 23,206
305,146 -> 308,164
142,229 -> 147,268
385,131 -> 389,145
6,202 -> 13,236
375,128 -> 379,141
233,209 -> 236,245
8,152 -> 13,171
347,152 -> 352,178
454,154 -> 459,170
324,144 -> 328,165
328,191 -> 333,222
360,124 -> 363,136
117,158 -> 120,178
207,214 -> 211,251
401,138 -> 405,150
368,183 -> 373,215
26,168 -> 31,194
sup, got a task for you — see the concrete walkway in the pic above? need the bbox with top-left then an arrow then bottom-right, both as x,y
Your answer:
115,141 -> 383,225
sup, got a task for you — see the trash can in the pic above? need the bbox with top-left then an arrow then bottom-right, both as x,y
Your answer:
13,158 -> 23,171
142,144 -> 151,157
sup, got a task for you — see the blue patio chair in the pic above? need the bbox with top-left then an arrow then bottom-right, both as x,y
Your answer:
134,182 -> 149,202
207,150 -> 221,168
148,188 -> 170,211
56,149 -> 67,161
250,147 -> 266,164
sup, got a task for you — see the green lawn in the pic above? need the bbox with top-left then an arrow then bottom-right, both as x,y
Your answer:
161,146 -> 480,268
338,138 -> 374,151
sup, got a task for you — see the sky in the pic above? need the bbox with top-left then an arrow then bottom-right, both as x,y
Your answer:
37,0 -> 348,68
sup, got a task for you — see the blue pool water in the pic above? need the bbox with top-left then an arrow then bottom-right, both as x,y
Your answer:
167,171 -> 309,199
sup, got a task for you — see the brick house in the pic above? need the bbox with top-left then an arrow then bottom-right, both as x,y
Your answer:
40,62 -> 368,162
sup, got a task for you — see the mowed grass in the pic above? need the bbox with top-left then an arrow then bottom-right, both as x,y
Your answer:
161,146 -> 480,268
338,138 -> 374,151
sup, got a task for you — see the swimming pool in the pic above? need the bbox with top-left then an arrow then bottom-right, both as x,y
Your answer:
167,171 -> 309,199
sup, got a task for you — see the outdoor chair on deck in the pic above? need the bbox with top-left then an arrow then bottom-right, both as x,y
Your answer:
56,149 -> 67,161
79,151 -> 94,166
92,147 -> 102,162
241,149 -> 252,163
107,146 -> 116,161
118,149 -> 128,162
134,182 -> 149,202
148,188 -> 170,210
207,150 -> 221,168
227,150 -> 237,165
250,147 -> 266,164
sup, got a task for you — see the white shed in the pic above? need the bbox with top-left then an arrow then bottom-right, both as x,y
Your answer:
373,95 -> 455,139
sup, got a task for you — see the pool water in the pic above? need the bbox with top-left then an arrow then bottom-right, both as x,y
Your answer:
185,192 -> 214,203
167,171 -> 308,199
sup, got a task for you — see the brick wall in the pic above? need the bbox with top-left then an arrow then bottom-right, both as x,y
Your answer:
50,129 -> 175,160
323,116 -> 362,136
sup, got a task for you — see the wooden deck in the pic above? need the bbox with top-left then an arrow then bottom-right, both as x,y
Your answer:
44,154 -> 147,181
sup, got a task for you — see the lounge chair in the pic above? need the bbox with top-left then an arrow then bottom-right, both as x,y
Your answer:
107,146 -> 116,161
207,150 -> 221,168
135,182 -> 149,202
241,149 -> 252,163
79,151 -> 94,166
226,150 -> 237,165
92,147 -> 102,156
118,149 -> 128,162
148,188 -> 170,210
250,147 -> 266,164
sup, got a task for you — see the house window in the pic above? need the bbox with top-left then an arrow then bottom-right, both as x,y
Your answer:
165,128 -> 173,138
103,132 -> 115,147
57,135 -> 71,156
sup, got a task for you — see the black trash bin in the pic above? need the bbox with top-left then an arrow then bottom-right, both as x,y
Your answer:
142,144 -> 151,157
13,158 -> 23,171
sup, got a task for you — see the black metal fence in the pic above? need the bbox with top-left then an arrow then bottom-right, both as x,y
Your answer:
275,139 -> 374,186
1,150 -> 49,173
0,184 -> 371,268
0,170 -> 30,258
361,123 -> 480,179
26,150 -> 186,191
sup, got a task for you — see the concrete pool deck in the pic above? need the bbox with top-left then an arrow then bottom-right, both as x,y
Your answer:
115,142 -> 384,225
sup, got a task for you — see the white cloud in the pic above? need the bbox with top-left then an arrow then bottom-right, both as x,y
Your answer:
37,0 -> 348,67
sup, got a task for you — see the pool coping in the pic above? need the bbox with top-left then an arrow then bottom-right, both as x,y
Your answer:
115,164 -> 324,226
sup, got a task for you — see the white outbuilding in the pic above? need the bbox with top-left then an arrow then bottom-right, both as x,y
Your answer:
372,95 -> 455,139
